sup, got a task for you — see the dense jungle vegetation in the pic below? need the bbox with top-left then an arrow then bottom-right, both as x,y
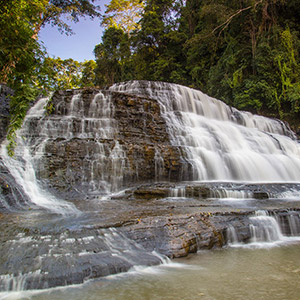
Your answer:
95,0 -> 300,124
1,0 -> 300,153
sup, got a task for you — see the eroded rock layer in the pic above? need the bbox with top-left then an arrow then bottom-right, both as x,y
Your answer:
34,89 -> 186,199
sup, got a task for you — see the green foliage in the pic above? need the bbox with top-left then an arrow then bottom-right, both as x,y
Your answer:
80,60 -> 97,87
0,0 -> 100,155
0,0 -> 47,84
95,0 -> 188,86
180,0 -> 300,121
0,0 -> 100,85
94,27 -> 133,86
102,0 -> 144,34
6,83 -> 39,156
44,94 -> 55,116
95,0 -> 300,124
35,57 -> 97,91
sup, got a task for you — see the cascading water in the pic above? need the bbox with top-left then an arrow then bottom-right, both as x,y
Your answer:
249,210 -> 284,243
1,81 -> 300,295
0,91 -> 130,212
0,227 -> 169,292
110,81 -> 300,182
39,91 -> 127,195
0,98 -> 79,215
3,81 -> 300,213
227,210 -> 300,247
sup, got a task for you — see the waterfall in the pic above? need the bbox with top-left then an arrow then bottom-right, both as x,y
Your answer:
209,188 -> 254,199
169,186 -> 186,198
0,98 -> 79,215
45,91 -> 127,194
249,210 -> 284,243
226,225 -> 239,245
2,81 -> 300,212
0,91 -> 131,211
110,81 -> 300,182
227,210 -> 300,247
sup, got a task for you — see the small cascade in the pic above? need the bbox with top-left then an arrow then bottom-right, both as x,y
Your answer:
43,92 -> 128,194
0,91 -> 132,211
110,81 -> 300,182
0,227 -> 167,291
226,210 -> 300,247
209,188 -> 254,199
226,225 -> 239,245
0,271 -> 42,292
154,147 -> 165,182
43,91 -> 127,195
287,214 -> 300,236
169,186 -> 186,198
249,210 -> 283,243
276,211 -> 300,236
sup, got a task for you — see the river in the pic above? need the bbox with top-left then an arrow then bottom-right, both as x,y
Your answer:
0,243 -> 299,300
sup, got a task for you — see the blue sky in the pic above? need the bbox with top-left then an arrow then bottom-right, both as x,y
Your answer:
39,0 -> 109,62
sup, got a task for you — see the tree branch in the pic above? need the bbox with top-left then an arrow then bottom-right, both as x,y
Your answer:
212,0 -> 263,36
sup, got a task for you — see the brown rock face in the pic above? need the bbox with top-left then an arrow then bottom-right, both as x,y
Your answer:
33,89 -> 187,198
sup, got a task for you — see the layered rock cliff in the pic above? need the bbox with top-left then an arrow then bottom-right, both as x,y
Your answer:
31,88 -> 187,199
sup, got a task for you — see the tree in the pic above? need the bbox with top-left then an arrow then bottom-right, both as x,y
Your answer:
133,0 -> 187,83
35,57 -> 82,90
0,0 -> 47,84
94,27 -> 132,86
35,58 -> 96,91
0,0 -> 100,155
182,0 -> 300,118
80,60 -> 97,87
0,0 -> 100,85
101,0 -> 144,34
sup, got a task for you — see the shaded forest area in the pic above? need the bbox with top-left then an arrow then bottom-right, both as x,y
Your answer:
95,0 -> 300,127
1,0 -> 300,145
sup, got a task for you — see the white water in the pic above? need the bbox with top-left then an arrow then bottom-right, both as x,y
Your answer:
2,81 -> 300,213
0,98 -> 79,215
249,210 -> 284,243
110,81 -> 300,182
42,92 -> 127,194
169,186 -> 186,198
0,91 -> 131,212
228,210 -> 300,248
210,188 -> 254,199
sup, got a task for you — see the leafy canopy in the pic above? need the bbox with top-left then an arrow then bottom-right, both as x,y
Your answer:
0,0 -> 100,155
95,0 -> 300,128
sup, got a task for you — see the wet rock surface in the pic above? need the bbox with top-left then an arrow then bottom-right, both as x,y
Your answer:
0,84 -> 300,291
31,89 -> 186,199
0,188 -> 299,290
0,161 -> 29,211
